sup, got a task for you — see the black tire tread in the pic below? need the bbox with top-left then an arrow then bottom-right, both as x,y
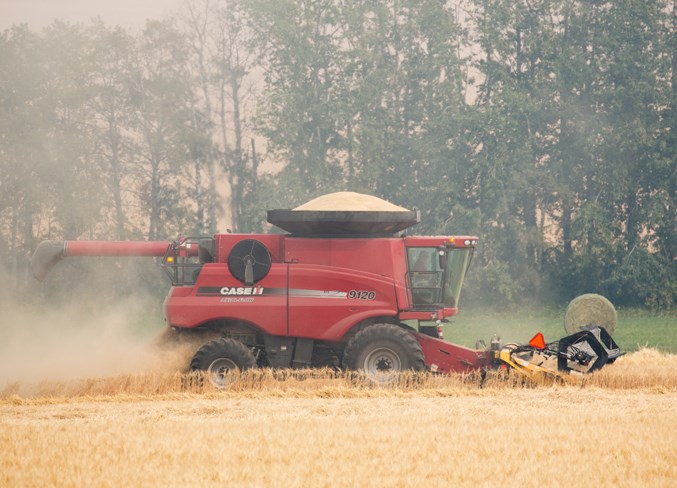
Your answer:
343,323 -> 425,372
189,337 -> 256,371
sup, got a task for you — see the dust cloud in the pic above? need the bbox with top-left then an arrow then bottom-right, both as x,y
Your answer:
0,297 -> 188,393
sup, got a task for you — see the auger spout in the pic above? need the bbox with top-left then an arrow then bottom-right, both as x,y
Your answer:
31,240 -> 171,282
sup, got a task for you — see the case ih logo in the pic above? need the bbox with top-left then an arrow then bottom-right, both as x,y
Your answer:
220,286 -> 264,296
196,286 -> 348,298
197,286 -> 266,296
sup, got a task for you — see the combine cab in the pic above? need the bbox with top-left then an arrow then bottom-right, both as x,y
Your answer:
32,192 -> 621,386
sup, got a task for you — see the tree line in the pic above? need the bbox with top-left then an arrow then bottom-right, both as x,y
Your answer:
1,0 -> 675,309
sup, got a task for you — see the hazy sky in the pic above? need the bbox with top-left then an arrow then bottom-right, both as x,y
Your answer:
1,0 -> 186,30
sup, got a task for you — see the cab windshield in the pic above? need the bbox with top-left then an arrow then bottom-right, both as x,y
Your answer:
443,248 -> 473,308
406,247 -> 472,310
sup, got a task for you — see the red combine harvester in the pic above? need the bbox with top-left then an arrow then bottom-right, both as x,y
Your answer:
32,195 -> 622,385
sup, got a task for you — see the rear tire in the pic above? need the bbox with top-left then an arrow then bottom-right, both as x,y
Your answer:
190,338 -> 256,388
343,324 -> 425,383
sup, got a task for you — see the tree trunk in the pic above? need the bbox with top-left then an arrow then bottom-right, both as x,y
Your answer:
250,138 -> 258,195
193,6 -> 218,235
207,151 -> 217,234
523,192 -> 538,266
108,120 -> 125,240
195,156 -> 204,235
230,74 -> 243,231
673,0 -> 677,117
562,200 -> 573,258
149,159 -> 160,240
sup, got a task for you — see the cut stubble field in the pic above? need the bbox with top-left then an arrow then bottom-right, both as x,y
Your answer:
2,348 -> 677,488
3,389 -> 676,487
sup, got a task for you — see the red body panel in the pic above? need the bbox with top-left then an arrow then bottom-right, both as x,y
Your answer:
163,234 -> 478,343
285,238 -> 408,340
414,333 -> 488,373
165,236 -> 411,339
164,263 -> 289,335
287,265 -> 399,340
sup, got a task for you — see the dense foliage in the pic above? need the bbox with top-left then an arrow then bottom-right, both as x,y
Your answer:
1,0 -> 675,309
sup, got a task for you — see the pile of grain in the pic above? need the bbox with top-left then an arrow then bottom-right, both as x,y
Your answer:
590,347 -> 677,389
293,192 -> 409,212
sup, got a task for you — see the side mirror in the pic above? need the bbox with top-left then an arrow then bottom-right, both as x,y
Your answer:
438,247 -> 447,269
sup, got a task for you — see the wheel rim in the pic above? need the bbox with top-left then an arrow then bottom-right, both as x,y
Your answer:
363,347 -> 402,384
207,358 -> 239,388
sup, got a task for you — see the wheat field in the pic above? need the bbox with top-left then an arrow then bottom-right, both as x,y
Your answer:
2,349 -> 677,487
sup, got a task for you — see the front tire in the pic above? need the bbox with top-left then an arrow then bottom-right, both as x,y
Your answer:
190,338 -> 256,388
343,324 -> 425,383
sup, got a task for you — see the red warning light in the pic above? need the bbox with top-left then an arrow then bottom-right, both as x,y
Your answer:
529,332 -> 546,350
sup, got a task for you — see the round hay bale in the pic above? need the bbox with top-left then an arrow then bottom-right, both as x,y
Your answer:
564,294 -> 617,336
294,192 -> 409,212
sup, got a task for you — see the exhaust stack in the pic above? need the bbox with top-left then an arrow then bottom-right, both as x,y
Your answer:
31,240 -> 171,282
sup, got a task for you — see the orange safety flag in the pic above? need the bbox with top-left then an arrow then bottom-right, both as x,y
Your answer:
529,332 -> 546,349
